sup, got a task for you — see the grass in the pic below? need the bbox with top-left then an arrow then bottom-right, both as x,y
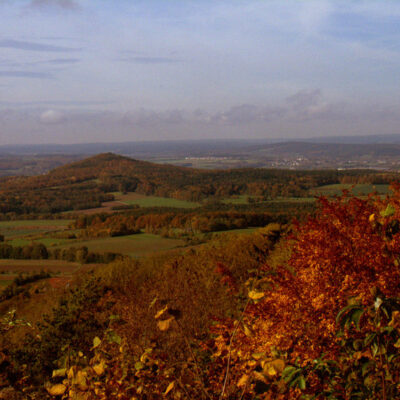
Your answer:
56,233 -> 186,257
36,238 -> 70,247
8,237 -> 70,247
114,192 -> 200,208
0,279 -> 12,287
212,227 -> 259,235
0,219 -> 72,239
0,259 -> 80,274
221,195 -> 253,205
0,220 -> 72,228
8,238 -> 31,247
312,184 -> 391,197
266,197 -> 315,203
221,195 -> 315,205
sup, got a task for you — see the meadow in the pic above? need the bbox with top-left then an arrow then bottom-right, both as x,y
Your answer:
0,259 -> 80,274
113,192 -> 200,208
0,219 -> 72,239
54,233 -> 186,258
312,183 -> 391,196
0,259 -> 81,292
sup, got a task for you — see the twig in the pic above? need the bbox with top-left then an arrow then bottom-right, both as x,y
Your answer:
219,296 -> 251,399
176,319 -> 213,400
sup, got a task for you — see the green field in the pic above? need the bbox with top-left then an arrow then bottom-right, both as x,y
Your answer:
114,192 -> 200,208
221,195 -> 253,204
7,238 -> 31,247
212,227 -> 259,235
267,197 -> 315,203
0,219 -> 72,239
0,259 -> 80,274
0,279 -> 12,288
312,184 -> 391,197
0,220 -> 72,228
36,238 -> 70,247
55,233 -> 186,257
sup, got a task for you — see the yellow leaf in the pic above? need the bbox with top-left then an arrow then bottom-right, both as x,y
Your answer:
67,367 -> 74,380
73,370 -> 88,390
248,290 -> 264,300
155,305 -> 169,319
263,359 -> 285,376
157,317 -> 174,331
251,352 -> 266,360
265,365 -> 277,376
92,336 -> 101,348
164,381 -> 175,395
243,324 -> 253,337
52,368 -> 67,378
47,384 -> 67,396
237,374 -> 249,387
369,213 -> 375,223
93,362 -> 105,376
253,371 -> 267,383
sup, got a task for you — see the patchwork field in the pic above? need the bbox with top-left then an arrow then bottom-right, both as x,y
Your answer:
0,219 -> 72,239
221,195 -> 253,204
0,259 -> 80,274
312,184 -> 391,197
0,259 -> 82,292
114,192 -> 200,208
212,227 -> 259,235
54,233 -> 186,258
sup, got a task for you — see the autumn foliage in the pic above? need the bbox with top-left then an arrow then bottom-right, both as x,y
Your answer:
210,187 -> 400,398
3,186 -> 400,399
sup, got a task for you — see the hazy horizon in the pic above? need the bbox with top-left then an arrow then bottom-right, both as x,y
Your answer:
1,0 -> 400,145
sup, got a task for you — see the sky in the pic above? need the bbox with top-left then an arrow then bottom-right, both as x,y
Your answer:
0,0 -> 400,144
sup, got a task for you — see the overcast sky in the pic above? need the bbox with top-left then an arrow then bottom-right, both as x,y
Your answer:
0,0 -> 399,144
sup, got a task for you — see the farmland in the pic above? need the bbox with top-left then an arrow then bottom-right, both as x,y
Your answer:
0,219 -> 72,239
312,183 -> 391,196
0,259 -> 80,274
112,192 -> 200,208
0,259 -> 81,293
53,233 -> 186,258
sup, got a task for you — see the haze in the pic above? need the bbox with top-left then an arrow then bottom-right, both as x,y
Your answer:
0,0 -> 399,144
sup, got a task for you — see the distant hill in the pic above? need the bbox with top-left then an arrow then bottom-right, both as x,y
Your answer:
253,141 -> 400,158
0,152 -> 397,215
0,139 -> 274,157
304,133 -> 400,144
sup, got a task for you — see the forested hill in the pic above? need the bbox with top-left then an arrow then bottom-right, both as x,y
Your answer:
0,152 -> 398,215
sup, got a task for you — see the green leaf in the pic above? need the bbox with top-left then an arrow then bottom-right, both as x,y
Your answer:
135,361 -> 144,371
282,366 -> 297,380
361,361 -> 374,377
364,333 -> 376,346
298,376 -> 306,390
351,309 -> 364,330
106,329 -> 122,345
149,296 -> 158,309
92,336 -> 101,348
380,204 -> 395,217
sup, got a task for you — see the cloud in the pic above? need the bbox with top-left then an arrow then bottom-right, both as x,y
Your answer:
45,58 -> 80,64
0,70 -> 53,79
2,93 -> 400,144
29,0 -> 79,10
39,109 -> 66,124
0,100 -> 114,107
119,56 -> 181,64
286,89 -> 322,109
0,39 -> 78,52
211,104 -> 285,124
